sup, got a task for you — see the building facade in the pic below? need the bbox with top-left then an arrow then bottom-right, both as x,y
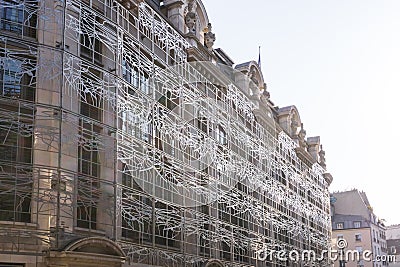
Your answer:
386,225 -> 400,267
331,190 -> 388,267
0,0 -> 332,266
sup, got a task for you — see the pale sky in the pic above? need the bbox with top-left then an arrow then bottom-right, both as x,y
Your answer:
202,0 -> 400,225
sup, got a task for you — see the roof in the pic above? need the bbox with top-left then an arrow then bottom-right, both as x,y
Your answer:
331,189 -> 373,222
234,61 -> 253,69
214,48 -> 234,66
359,191 -> 371,207
387,225 -> 400,240
332,214 -> 370,230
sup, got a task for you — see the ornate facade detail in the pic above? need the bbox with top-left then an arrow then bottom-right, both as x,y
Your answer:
298,123 -> 307,150
116,0 -> 141,10
291,114 -> 300,137
185,0 -> 197,34
204,22 -> 215,51
249,68 -> 260,86
307,136 -> 321,162
319,144 -> 326,168
260,87 -> 270,101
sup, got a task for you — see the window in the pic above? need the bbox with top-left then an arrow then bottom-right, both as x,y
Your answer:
141,122 -> 152,143
356,233 -> 362,241
0,54 -> 36,101
121,191 -> 152,242
0,168 -> 32,222
0,120 -> 32,223
197,117 -> 209,134
354,221 -> 361,228
0,0 -> 37,37
168,49 -> 175,65
0,121 -> 32,164
373,229 -> 378,242
390,246 -> 396,254
77,121 -> 101,229
1,1 -> 24,34
122,60 -> 139,88
337,234 -> 344,240
214,125 -> 227,145
159,90 -> 179,110
154,201 -> 180,248
80,69 -> 102,121
336,222 -> 344,229
139,73 -> 150,94
78,122 -> 101,177
80,13 -> 102,63
76,195 -> 97,229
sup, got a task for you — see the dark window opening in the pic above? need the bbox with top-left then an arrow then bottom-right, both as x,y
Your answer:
158,90 -> 179,111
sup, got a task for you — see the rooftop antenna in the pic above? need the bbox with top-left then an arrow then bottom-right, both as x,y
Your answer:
258,46 -> 261,69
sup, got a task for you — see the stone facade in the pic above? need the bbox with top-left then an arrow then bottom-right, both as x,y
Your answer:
0,0 -> 332,266
331,190 -> 388,267
386,225 -> 400,267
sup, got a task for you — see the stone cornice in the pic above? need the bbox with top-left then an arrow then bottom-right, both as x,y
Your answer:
295,147 -> 316,168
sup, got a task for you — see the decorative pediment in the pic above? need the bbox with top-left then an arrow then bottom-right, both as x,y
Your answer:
46,237 -> 126,267
64,237 -> 126,257
183,0 -> 210,42
235,60 -> 265,91
276,105 -> 301,137
205,259 -> 225,267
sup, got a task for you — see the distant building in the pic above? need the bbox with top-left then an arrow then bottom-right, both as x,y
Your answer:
331,190 -> 388,267
386,225 -> 400,267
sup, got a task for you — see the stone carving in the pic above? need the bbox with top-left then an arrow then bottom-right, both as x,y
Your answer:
204,23 -> 216,51
298,123 -> 307,149
185,0 -> 197,34
260,88 -> 270,102
319,145 -> 326,168
291,115 -> 300,137
249,67 -> 259,86
117,0 -> 136,9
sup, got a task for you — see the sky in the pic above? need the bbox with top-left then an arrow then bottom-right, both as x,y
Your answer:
202,0 -> 400,225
